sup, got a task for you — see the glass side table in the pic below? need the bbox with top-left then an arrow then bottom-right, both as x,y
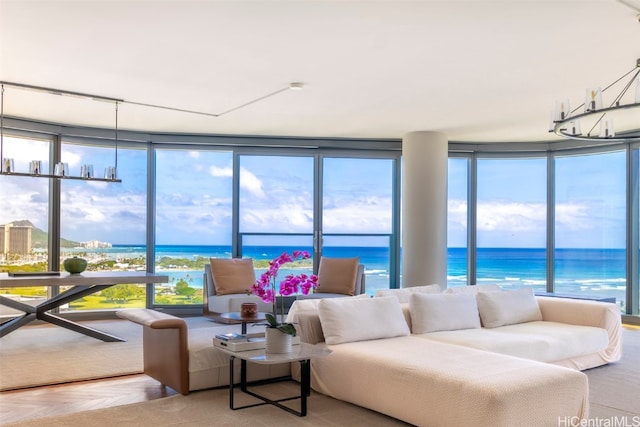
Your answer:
216,343 -> 332,417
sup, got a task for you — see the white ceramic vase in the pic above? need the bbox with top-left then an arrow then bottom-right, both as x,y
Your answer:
265,328 -> 293,354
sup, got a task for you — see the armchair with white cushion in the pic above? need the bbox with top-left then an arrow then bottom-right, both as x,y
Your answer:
203,258 -> 271,316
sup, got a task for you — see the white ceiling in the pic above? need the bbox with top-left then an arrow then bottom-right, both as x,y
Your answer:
1,0 -> 639,143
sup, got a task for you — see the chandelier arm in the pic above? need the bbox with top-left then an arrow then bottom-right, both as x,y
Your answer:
609,69 -> 640,107
601,67 -> 639,94
585,112 -> 606,138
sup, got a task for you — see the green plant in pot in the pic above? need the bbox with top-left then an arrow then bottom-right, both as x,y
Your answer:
63,256 -> 88,274
264,312 -> 297,336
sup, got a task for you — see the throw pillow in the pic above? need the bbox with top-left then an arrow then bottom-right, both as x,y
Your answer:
409,293 -> 481,334
316,257 -> 360,296
285,294 -> 370,323
375,284 -> 442,303
209,258 -> 256,296
476,287 -> 543,328
318,296 -> 410,344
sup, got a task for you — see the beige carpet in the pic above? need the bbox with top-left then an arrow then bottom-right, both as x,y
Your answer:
2,382 -> 411,427
587,326 -> 640,417
0,317 -> 233,391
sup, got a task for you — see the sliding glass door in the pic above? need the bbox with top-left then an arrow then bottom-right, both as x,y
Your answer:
238,154 -> 315,277
322,156 -> 395,295
154,148 -> 233,306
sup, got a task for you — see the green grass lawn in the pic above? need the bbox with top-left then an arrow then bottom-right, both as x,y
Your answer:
1,288 -> 203,310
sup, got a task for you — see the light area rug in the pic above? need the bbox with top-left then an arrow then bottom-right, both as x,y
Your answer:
0,317 -> 239,391
587,326 -> 640,417
1,382 -> 411,427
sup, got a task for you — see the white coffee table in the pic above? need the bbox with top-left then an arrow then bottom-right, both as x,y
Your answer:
216,342 -> 331,417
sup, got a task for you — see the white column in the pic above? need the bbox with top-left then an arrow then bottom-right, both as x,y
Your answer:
401,131 -> 448,288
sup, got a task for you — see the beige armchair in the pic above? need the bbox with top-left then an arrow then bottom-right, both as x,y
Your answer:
203,258 -> 271,317
296,256 -> 366,300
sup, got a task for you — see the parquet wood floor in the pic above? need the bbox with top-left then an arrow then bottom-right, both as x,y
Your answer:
0,374 -> 176,425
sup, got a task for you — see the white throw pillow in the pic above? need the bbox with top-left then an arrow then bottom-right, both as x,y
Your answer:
285,294 -> 369,323
476,287 -> 543,328
409,293 -> 481,334
444,284 -> 502,294
318,296 -> 410,344
375,284 -> 442,303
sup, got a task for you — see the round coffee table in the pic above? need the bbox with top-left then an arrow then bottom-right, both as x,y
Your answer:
220,312 -> 267,334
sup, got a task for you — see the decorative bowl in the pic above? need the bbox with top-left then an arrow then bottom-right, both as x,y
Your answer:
63,256 -> 87,274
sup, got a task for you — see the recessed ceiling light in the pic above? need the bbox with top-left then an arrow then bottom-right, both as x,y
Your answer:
289,82 -> 304,91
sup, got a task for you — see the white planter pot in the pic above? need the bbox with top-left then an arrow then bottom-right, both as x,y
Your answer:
265,328 -> 293,354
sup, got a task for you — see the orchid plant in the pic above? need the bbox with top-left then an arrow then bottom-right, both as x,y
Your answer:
251,250 -> 318,336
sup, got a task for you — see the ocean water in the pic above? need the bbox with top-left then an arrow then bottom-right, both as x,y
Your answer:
62,245 -> 629,307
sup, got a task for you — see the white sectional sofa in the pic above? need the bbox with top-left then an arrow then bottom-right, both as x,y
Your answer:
286,285 -> 622,427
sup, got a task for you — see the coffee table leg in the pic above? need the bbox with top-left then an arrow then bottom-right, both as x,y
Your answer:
300,359 -> 310,416
229,355 -> 235,409
240,359 -> 247,392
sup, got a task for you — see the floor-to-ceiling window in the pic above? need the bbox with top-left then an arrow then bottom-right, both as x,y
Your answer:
59,141 -> 147,311
3,118 -> 639,321
0,135 -> 51,318
476,157 -> 547,291
154,148 -> 233,306
555,150 -> 627,309
322,156 -> 395,295
447,157 -> 468,287
238,154 -> 315,279
636,145 -> 640,315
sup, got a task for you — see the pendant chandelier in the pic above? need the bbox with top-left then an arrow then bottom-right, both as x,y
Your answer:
550,58 -> 640,143
0,82 -> 122,182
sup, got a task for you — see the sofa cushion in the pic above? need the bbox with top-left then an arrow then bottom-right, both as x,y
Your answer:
209,258 -> 255,296
318,296 -> 409,344
417,321 -> 609,364
476,287 -> 542,328
375,284 -> 441,303
316,257 -> 360,296
310,335 -> 589,427
409,293 -> 481,333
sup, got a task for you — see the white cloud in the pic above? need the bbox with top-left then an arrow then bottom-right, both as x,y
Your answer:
209,165 -> 232,177
208,164 -> 267,197
477,201 -> 546,232
239,167 -> 265,198
555,203 -> 592,230
447,199 -> 467,230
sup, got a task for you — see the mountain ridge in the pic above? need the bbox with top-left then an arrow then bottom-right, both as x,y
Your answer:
6,219 -> 80,248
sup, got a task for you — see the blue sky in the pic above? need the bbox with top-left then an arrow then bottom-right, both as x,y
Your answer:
1,136 -> 628,248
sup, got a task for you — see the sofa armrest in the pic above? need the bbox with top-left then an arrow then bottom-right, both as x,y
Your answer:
117,308 -> 188,330
295,312 -> 326,344
536,296 -> 622,363
117,309 -> 190,395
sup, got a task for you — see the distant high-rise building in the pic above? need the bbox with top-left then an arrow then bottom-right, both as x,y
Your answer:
0,223 -> 33,254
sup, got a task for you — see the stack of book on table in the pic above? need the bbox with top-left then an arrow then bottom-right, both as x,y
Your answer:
213,332 -> 267,351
